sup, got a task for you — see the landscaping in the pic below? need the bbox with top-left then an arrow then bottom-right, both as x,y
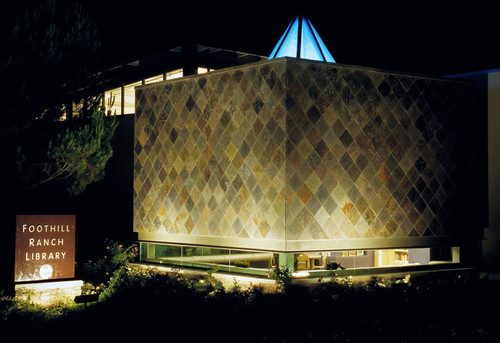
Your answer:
1,241 -> 499,343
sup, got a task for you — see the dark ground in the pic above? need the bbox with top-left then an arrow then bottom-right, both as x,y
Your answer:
2,269 -> 499,343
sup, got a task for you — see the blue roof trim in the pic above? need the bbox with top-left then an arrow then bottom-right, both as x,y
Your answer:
445,68 -> 500,79
268,16 -> 335,63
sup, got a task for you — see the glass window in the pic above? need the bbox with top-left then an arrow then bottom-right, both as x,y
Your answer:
139,243 -> 459,277
269,16 -> 335,63
269,17 -> 295,59
123,81 -> 141,114
294,247 -> 458,271
144,74 -> 164,84
275,16 -> 299,59
229,249 -> 275,269
166,69 -> 183,80
140,242 -> 274,273
101,68 -> 210,116
304,18 -> 335,62
104,86 -> 121,115
300,17 -> 324,61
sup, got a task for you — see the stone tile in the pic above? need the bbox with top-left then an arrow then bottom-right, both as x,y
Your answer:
134,59 -> 476,248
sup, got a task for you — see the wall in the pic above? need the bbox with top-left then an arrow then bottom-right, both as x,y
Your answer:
134,58 -> 480,253
485,71 -> 500,267
134,59 -> 287,251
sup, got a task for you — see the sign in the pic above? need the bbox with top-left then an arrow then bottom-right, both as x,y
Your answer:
14,215 -> 75,282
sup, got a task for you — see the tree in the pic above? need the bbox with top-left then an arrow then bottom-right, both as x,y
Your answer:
0,0 -> 115,195
2,0 -> 101,126
36,108 -> 118,195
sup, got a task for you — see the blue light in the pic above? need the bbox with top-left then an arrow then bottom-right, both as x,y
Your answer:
305,18 -> 335,63
268,19 -> 293,59
268,16 -> 335,63
300,17 -> 323,61
269,17 -> 299,59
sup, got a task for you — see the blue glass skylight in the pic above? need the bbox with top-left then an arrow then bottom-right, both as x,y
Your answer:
268,16 -> 335,63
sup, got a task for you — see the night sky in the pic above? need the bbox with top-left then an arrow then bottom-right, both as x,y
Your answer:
1,1 -> 498,77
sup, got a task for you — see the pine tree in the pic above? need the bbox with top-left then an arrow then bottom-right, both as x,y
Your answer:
0,0 -> 115,195
39,108 -> 118,195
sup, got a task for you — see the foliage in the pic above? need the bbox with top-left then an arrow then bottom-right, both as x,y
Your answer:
326,260 -> 345,270
79,239 -> 138,286
1,0 -> 101,127
1,293 -> 78,322
267,264 -> 293,292
81,282 -> 105,296
0,0 -> 108,195
98,265 -> 199,306
1,265 -> 498,343
227,278 -> 244,294
203,266 -> 225,294
98,265 -> 148,302
37,108 -> 118,195
233,260 -> 250,268
1,240 -> 494,342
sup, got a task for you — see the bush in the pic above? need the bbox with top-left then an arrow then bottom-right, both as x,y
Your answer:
326,260 -> 345,270
78,239 -> 138,286
97,265 -> 200,311
1,266 -> 498,343
267,265 -> 292,292
0,293 -> 78,322
203,266 -> 225,295
233,260 -> 250,268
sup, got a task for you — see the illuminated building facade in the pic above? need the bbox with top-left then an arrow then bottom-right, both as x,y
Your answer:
133,18 -> 482,274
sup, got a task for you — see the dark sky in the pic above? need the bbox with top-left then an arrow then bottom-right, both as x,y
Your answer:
2,1 -> 498,77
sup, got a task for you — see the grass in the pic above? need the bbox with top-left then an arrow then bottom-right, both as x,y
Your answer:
1,267 -> 499,343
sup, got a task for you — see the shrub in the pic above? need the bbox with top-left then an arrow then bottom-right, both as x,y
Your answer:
81,282 -> 105,296
233,260 -> 250,268
267,265 -> 292,292
203,266 -> 225,294
79,239 -> 138,286
1,293 -> 78,322
326,261 -> 345,270
98,265 -> 198,305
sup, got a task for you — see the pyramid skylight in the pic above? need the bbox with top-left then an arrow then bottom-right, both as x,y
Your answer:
268,16 -> 335,63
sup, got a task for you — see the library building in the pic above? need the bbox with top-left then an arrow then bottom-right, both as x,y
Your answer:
127,16 -> 486,277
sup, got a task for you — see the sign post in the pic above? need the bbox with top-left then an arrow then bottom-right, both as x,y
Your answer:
14,215 -> 81,305
15,215 -> 76,282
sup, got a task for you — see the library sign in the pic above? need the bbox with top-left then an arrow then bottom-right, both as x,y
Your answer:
15,215 -> 75,282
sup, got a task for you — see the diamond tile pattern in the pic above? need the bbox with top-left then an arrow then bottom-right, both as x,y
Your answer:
134,59 -> 476,248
